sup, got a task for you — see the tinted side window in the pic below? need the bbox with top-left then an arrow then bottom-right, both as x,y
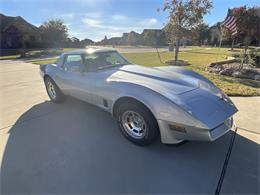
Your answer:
64,55 -> 83,72
106,52 -> 127,65
55,56 -> 64,67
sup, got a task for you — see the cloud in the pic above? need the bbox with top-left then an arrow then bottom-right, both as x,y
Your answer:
145,18 -> 158,25
68,0 -> 111,7
138,18 -> 158,26
61,13 -> 75,19
75,13 -> 161,41
84,12 -> 102,19
82,18 -> 102,27
112,14 -> 128,20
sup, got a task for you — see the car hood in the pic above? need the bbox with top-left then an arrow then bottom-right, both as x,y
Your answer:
108,65 -> 200,95
107,65 -> 238,128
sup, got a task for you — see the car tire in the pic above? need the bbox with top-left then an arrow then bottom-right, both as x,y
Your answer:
44,77 -> 65,103
117,102 -> 159,146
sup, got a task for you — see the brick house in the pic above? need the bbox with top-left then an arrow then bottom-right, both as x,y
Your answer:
0,13 -> 41,55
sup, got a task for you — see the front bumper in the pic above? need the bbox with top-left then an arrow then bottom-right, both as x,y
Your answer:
158,117 -> 235,144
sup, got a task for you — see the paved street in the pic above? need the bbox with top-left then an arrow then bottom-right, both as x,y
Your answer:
0,60 -> 259,194
113,46 -> 170,53
65,46 -> 190,54
112,46 -> 190,53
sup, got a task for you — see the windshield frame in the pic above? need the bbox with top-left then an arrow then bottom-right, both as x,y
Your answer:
83,51 -> 132,72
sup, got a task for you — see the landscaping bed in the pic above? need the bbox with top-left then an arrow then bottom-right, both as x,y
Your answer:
206,59 -> 260,81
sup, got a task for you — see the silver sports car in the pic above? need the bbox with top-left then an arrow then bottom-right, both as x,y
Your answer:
40,48 -> 238,145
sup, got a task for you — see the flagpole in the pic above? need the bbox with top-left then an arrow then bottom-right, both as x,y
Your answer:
231,38 -> 235,51
216,25 -> 224,62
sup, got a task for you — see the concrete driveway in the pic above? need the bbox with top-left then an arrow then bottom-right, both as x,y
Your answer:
0,60 -> 259,194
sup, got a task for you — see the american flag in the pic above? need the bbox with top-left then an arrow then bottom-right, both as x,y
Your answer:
221,9 -> 238,36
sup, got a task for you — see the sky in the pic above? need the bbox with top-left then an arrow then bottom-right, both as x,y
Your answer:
0,0 -> 259,41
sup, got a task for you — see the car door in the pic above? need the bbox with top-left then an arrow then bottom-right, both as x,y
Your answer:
58,54 -> 95,104
82,53 -> 113,109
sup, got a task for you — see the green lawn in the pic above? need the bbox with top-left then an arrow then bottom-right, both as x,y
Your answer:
124,47 -> 260,96
0,54 -> 21,60
125,48 -> 260,96
2,46 -> 259,96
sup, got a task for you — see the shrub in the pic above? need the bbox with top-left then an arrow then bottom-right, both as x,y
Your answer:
248,48 -> 260,67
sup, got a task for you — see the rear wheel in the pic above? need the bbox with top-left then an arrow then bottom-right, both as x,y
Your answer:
44,77 -> 64,103
117,102 -> 159,146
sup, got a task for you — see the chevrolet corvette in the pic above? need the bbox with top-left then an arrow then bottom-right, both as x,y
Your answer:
40,48 -> 238,145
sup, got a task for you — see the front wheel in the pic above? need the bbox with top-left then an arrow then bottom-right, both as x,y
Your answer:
44,77 -> 64,103
117,102 -> 159,146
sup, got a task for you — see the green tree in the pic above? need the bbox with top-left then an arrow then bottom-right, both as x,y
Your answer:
234,6 -> 259,46
162,0 -> 213,63
231,6 -> 259,67
40,19 -> 68,47
221,28 -> 234,50
71,37 -> 80,47
192,22 -> 210,46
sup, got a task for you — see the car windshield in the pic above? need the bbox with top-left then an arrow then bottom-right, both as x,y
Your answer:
84,51 -> 131,72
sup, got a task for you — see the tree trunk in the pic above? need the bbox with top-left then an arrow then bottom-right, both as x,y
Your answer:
174,39 -> 180,64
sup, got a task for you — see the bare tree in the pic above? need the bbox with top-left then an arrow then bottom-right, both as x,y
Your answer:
162,0 -> 213,64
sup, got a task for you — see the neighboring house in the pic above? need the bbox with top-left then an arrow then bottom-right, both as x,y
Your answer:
97,29 -> 167,46
0,13 -> 41,52
142,29 -> 167,46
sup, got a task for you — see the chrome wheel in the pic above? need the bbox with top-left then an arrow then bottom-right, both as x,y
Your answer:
47,81 -> 57,100
121,111 -> 147,139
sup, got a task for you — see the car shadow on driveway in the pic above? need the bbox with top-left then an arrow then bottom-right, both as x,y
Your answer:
1,98 -> 259,194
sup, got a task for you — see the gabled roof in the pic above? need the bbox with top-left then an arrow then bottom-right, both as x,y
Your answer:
0,13 -> 40,33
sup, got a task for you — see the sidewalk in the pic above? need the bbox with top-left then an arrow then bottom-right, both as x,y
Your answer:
221,97 -> 260,194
